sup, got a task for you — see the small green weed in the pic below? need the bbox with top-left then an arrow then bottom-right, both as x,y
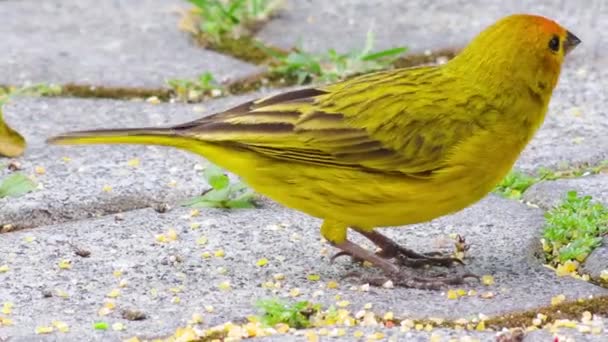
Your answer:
188,0 -> 282,41
167,72 -> 223,102
183,164 -> 256,209
543,191 -> 608,264
255,299 -> 320,329
0,173 -> 37,199
266,31 -> 407,84
494,171 -> 538,199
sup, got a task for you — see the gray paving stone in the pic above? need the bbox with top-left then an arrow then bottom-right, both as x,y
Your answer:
522,174 -> 608,283
516,64 -> 608,172
0,0 -> 258,88
1,196 -> 606,340
0,91 -> 281,229
258,0 -> 607,58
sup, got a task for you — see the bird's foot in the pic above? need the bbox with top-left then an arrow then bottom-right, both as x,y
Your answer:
343,269 -> 479,290
330,235 -> 465,269
358,230 -> 467,268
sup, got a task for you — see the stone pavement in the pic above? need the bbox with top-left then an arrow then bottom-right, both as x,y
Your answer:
1,1 -> 608,341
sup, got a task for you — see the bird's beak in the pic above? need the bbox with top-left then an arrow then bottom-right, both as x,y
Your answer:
564,30 -> 581,55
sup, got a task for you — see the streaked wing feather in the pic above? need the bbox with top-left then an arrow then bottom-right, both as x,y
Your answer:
172,67 -> 469,175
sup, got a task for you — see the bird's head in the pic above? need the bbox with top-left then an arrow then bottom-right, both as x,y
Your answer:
450,14 -> 580,100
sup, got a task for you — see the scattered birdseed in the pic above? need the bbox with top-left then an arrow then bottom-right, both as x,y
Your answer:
447,290 -> 459,299
214,249 -> 225,257
201,251 -> 212,258
146,96 -> 161,104
551,294 -> 566,306
304,330 -> 319,342
0,316 -> 14,326
35,325 -> 54,334
336,300 -> 350,308
61,156 -> 71,163
600,270 -> 608,281
55,289 -> 69,298
256,258 -> 269,267
58,259 -> 72,270
353,330 -> 364,338
307,274 -> 320,281
218,281 -> 231,291
52,321 -> 70,333
190,313 -> 203,324
23,236 -> 35,243
382,280 -> 394,289
1,302 -> 13,315
481,275 -> 494,286
556,260 -> 579,277
93,321 -> 109,330
119,279 -> 129,288
112,322 -> 126,331
205,305 -> 214,313
480,292 -> 495,299
383,312 -> 394,321
172,296 -> 181,304
368,332 -> 385,340
364,303 -> 373,310
196,236 -> 208,245
102,185 -> 112,192
107,289 -> 120,298
475,321 -> 486,331
326,281 -> 339,289
289,288 -> 301,297
273,273 -> 285,281
430,333 -> 442,342
34,166 -> 46,175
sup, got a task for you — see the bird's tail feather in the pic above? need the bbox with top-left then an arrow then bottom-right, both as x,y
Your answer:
46,128 -> 194,149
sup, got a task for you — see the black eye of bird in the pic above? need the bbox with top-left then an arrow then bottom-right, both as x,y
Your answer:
549,35 -> 560,52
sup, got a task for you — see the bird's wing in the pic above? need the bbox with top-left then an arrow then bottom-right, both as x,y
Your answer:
175,67 -> 488,175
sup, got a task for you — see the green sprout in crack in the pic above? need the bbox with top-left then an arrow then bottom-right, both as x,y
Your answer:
183,164 -> 256,209
188,0 -> 283,42
0,173 -> 37,199
493,171 -> 538,200
265,31 -> 407,84
255,299 -> 320,329
167,72 -> 223,102
543,191 -> 608,264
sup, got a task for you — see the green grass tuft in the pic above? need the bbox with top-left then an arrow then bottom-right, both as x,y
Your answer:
255,299 -> 320,329
188,0 -> 282,42
543,191 -> 608,264
265,31 -> 407,84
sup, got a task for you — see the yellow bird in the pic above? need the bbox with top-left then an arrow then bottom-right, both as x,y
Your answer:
48,14 -> 580,288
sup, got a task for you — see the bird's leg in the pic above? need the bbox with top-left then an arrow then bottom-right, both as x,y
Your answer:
356,229 -> 464,268
331,240 -> 477,290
